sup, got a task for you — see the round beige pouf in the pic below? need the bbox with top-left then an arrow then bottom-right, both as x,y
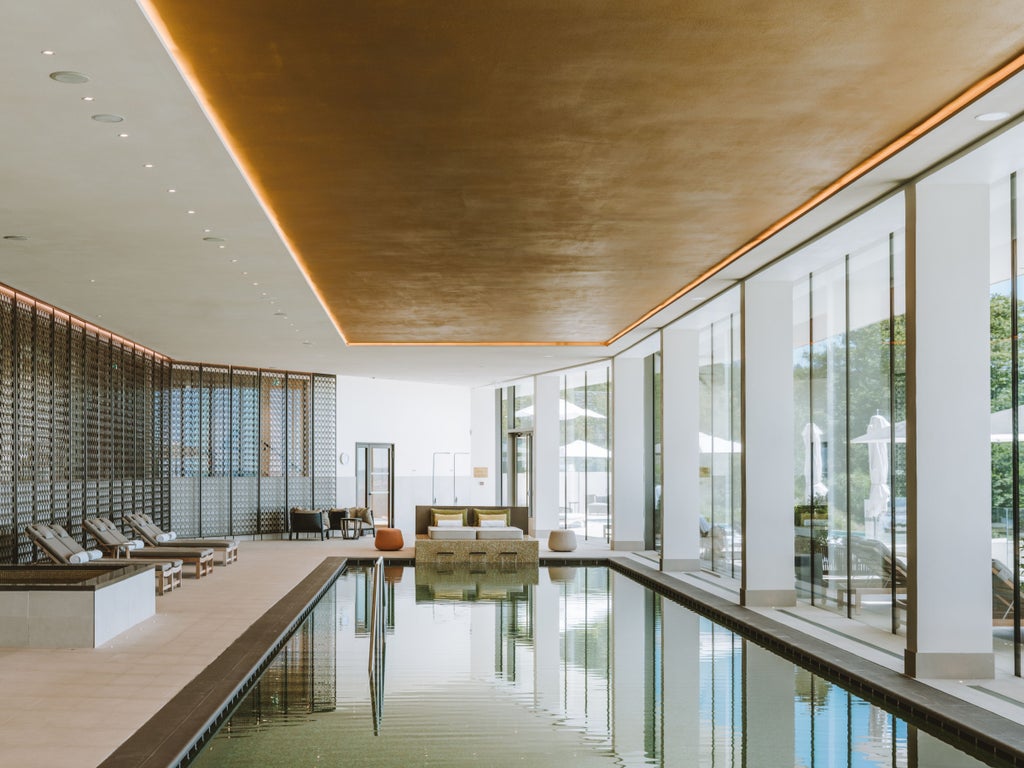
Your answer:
548,529 -> 578,552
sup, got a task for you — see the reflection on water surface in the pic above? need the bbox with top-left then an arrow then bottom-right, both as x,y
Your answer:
192,566 -> 989,767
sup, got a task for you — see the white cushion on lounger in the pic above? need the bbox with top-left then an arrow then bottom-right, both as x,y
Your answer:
475,527 -> 524,540
427,526 -> 477,541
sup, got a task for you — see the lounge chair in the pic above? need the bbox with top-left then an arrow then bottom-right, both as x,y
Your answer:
289,508 -> 328,540
26,522 -> 182,595
84,517 -> 215,579
124,512 -> 238,565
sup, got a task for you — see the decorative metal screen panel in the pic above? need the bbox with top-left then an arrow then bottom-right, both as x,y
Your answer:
312,374 -> 336,509
0,293 -> 14,562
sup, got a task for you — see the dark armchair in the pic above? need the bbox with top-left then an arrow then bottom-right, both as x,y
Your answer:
289,508 -> 328,540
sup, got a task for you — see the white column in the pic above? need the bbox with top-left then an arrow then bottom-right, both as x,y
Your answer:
741,281 -> 796,606
661,326 -> 701,571
661,599 -> 700,766
744,642 -> 795,766
470,386 -> 497,505
904,183 -> 994,679
612,355 -> 647,550
533,375 -> 561,534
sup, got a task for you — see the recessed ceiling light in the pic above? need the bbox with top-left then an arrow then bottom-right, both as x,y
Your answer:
252,282 -> 259,286
117,132 -> 129,138
187,210 -> 196,215
49,71 -> 89,84
202,228 -> 211,233
3,235 -> 28,241
41,50 -> 55,56
167,188 -> 176,193
231,258 -> 238,263
976,111 -> 1011,122
261,292 -> 268,297
218,244 -> 225,249
81,96 -> 94,102
89,279 -> 96,283
202,236 -> 224,243
91,113 -> 123,123
143,163 -> 154,168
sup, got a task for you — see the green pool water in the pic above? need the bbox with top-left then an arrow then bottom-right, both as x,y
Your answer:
190,565 -> 990,767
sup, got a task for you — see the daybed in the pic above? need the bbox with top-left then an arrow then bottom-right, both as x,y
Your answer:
125,512 -> 238,565
84,516 -> 215,579
26,523 -> 182,595
414,506 -> 538,565
415,506 -> 529,540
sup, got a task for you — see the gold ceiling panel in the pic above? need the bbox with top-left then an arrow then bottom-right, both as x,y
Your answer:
145,0 -> 1024,344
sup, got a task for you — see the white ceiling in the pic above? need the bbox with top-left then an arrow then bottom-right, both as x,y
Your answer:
2,1 -> 1024,387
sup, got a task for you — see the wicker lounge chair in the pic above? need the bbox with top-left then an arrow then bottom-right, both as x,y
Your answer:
124,512 -> 238,565
26,522 -> 182,595
84,517 -> 215,579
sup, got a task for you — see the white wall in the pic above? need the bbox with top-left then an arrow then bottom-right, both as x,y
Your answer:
334,375 -> 471,539
470,386 -> 498,505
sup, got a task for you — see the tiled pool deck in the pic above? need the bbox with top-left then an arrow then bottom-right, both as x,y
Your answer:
3,534 -> 1024,767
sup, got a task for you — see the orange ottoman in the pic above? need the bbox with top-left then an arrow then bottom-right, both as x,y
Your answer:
374,527 -> 404,551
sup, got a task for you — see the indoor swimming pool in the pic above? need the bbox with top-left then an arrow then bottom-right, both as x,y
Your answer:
188,565 -> 996,767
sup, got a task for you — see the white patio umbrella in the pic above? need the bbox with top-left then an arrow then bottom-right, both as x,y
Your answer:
850,409 -> 1019,444
516,400 -> 606,420
559,439 -> 610,459
802,422 -> 828,503
863,414 -> 891,525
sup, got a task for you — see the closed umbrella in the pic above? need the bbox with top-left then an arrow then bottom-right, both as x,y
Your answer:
802,422 -> 828,503
863,414 -> 891,529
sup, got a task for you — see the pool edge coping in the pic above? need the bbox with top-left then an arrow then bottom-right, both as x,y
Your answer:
97,556 -> 347,768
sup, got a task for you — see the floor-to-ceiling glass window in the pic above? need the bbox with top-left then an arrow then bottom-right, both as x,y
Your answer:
558,364 -> 611,541
647,351 -> 663,553
780,196 -> 906,635
698,309 -> 742,577
498,380 -> 534,506
988,162 -> 1024,674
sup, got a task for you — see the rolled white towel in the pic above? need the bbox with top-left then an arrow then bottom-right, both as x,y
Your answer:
166,531 -> 177,541
155,533 -> 172,543
68,551 -> 91,564
87,549 -> 103,561
128,540 -> 145,550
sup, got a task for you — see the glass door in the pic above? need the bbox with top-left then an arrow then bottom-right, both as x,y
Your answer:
356,443 -> 394,527
509,431 -> 533,517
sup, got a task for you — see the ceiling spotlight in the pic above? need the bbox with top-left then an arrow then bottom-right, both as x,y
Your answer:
252,282 -> 259,286
202,236 -> 224,243
167,188 -> 176,193
976,111 -> 1011,122
203,228 -> 211,233
117,132 -> 129,138
231,258 -> 238,263
218,244 -> 225,249
41,50 -> 55,56
49,71 -> 89,84
261,292 -> 268,297
82,96 -> 94,102
143,163 -> 154,168
91,113 -> 123,123
89,279 -> 96,283
187,210 -> 196,215
2,235 -> 28,241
